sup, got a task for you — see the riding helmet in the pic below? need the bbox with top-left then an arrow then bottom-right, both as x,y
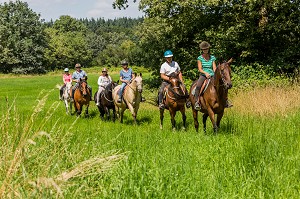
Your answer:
200,41 -> 211,50
75,63 -> 81,68
64,68 -> 69,72
164,50 -> 173,58
121,60 -> 128,65
102,68 -> 108,72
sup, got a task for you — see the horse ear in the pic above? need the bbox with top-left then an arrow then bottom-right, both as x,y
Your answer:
139,73 -> 142,77
228,58 -> 233,64
117,80 -> 120,84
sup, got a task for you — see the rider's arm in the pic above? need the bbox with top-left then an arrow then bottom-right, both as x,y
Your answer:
178,71 -> 183,83
160,73 -> 169,82
198,60 -> 210,78
212,61 -> 217,72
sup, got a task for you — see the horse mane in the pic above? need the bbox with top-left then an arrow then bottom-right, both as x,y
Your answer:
169,72 -> 178,78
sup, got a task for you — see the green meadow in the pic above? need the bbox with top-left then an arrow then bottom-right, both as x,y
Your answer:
1,68 -> 300,198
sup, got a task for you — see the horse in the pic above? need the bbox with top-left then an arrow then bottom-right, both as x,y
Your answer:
73,79 -> 91,117
94,81 -> 118,121
62,82 -> 73,114
112,74 -> 143,124
159,73 -> 187,131
189,58 -> 233,133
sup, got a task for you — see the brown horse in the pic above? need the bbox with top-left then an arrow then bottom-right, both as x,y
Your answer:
160,73 -> 187,131
189,58 -> 233,133
73,79 -> 91,117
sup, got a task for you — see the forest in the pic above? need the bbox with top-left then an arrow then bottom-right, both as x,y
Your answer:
0,0 -> 299,80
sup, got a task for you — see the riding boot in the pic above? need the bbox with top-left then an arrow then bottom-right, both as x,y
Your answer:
158,92 -> 164,109
71,88 -> 75,102
117,92 -> 122,103
194,86 -> 201,111
225,99 -> 233,108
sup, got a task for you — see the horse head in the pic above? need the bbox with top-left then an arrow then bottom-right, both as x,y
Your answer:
217,58 -> 233,89
132,73 -> 143,93
169,72 -> 185,96
79,79 -> 88,96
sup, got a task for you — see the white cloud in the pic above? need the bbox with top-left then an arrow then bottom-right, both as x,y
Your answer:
0,0 -> 143,21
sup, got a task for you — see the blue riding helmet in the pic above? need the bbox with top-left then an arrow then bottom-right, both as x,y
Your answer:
64,68 -> 69,72
164,50 -> 173,58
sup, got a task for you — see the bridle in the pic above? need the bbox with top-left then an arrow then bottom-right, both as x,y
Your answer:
217,63 -> 231,89
167,78 -> 187,100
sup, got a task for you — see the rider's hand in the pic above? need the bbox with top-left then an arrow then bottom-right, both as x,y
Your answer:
205,73 -> 211,78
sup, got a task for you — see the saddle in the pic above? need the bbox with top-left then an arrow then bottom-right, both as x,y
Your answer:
191,79 -> 211,96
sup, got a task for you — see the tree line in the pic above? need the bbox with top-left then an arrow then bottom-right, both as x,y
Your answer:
0,0 -> 299,78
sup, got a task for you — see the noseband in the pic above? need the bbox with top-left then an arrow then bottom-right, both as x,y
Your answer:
218,63 -> 230,87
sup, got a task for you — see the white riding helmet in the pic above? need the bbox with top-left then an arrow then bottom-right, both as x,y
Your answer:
64,68 -> 69,72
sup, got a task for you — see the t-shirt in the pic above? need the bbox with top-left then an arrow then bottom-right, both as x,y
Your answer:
160,61 -> 180,76
197,55 -> 216,77
72,70 -> 87,81
120,68 -> 132,81
98,75 -> 112,88
63,74 -> 72,84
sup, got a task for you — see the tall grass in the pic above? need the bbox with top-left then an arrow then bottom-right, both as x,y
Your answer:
0,73 -> 300,198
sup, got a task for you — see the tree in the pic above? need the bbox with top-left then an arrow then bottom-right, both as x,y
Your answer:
114,0 -> 300,76
0,0 -> 46,73
44,16 -> 92,70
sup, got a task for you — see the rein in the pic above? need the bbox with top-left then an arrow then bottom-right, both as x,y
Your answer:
166,84 -> 187,100
101,90 -> 114,103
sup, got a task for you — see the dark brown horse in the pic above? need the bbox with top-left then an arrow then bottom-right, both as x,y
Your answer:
73,79 -> 91,117
94,81 -> 118,121
160,73 -> 187,131
189,58 -> 233,133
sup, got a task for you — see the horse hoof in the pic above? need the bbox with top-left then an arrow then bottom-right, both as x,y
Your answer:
182,127 -> 186,131
172,128 -> 176,132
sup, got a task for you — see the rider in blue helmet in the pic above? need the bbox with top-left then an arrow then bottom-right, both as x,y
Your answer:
158,50 -> 191,109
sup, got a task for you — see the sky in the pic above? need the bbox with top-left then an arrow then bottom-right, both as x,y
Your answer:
0,0 -> 143,21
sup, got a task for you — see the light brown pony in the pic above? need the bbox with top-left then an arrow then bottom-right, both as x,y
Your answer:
189,58 -> 233,133
160,73 -> 187,131
112,74 -> 143,124
73,79 -> 91,117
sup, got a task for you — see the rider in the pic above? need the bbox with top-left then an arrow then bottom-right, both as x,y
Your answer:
96,68 -> 112,106
59,67 -> 72,100
71,63 -> 92,101
117,60 -> 132,103
158,50 -> 190,109
194,41 -> 232,110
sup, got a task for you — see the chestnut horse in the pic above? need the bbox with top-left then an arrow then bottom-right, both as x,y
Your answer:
94,81 -> 118,121
159,73 -> 187,131
189,58 -> 233,133
112,74 -> 143,124
73,79 -> 91,117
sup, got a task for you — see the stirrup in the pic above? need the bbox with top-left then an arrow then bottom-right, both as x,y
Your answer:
186,100 -> 191,108
159,103 -> 165,109
117,98 -> 122,103
194,102 -> 201,111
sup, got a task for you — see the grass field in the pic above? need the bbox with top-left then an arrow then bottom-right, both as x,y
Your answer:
1,68 -> 300,198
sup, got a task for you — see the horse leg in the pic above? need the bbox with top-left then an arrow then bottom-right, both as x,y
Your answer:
69,101 -> 73,115
127,103 -> 137,124
169,109 -> 176,131
112,106 -> 116,122
180,106 -> 186,131
202,113 -> 209,134
64,100 -> 69,114
207,108 -> 218,133
216,111 -> 224,129
85,105 -> 89,117
105,107 -> 110,120
100,107 -> 105,120
160,108 -> 164,130
193,110 -> 199,132
120,108 -> 126,123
